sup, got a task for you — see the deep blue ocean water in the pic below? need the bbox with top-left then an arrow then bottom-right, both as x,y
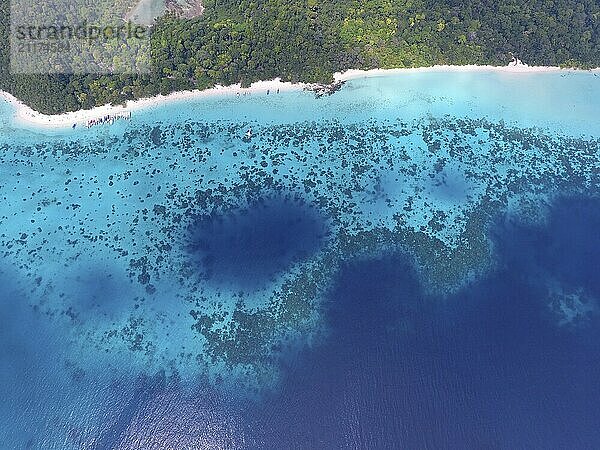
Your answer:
249,196 -> 600,449
186,195 -> 329,291
0,72 -> 599,449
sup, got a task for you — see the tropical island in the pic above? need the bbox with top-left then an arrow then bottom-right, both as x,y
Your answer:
1,0 -> 599,114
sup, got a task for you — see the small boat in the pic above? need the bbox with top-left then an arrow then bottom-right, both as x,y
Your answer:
244,128 -> 253,141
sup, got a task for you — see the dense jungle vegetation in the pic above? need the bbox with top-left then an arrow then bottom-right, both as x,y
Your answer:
1,0 -> 599,113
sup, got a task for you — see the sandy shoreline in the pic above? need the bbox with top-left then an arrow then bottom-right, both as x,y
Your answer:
1,63 -> 598,129
334,63 -> 600,81
0,78 -> 302,129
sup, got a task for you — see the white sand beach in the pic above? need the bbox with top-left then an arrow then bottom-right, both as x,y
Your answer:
334,61 -> 590,82
1,62 -> 598,129
0,78 -> 302,129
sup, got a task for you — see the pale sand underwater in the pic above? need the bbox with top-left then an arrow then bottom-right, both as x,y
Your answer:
2,61 -> 599,129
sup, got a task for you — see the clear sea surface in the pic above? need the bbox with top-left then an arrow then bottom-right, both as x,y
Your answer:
0,71 -> 599,449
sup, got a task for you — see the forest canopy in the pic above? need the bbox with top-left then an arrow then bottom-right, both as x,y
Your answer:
1,0 -> 599,113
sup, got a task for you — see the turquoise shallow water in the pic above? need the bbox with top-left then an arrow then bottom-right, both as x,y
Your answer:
0,71 -> 599,448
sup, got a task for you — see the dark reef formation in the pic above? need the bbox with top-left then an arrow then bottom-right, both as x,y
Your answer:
0,112 -> 598,388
